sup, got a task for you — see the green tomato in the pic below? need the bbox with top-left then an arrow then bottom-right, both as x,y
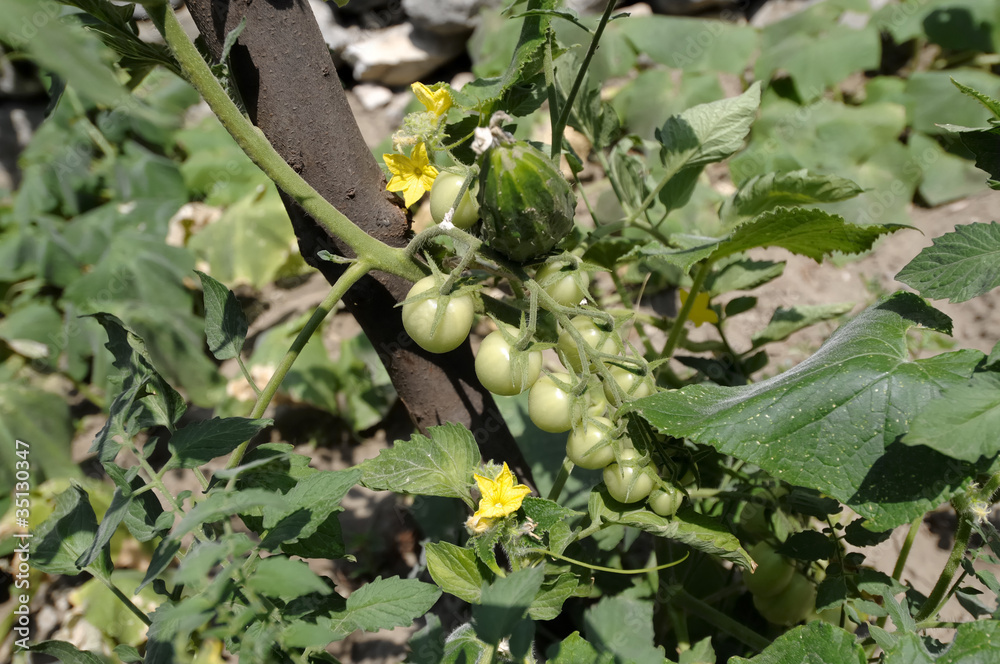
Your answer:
648,484 -> 684,517
566,416 -> 615,469
536,262 -> 590,307
744,542 -> 795,599
603,448 -> 656,503
753,572 -> 816,626
430,171 -> 479,229
475,328 -> 542,396
401,276 -> 474,354
603,365 -> 654,403
557,316 -> 623,372
528,373 -> 604,433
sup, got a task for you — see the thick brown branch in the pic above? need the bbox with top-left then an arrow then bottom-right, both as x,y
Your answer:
186,0 -> 532,484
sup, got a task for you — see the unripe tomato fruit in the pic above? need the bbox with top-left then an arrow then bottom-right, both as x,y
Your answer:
557,316 -> 622,372
401,276 -> 474,354
603,365 -> 654,403
475,328 -> 542,396
536,262 -> 590,307
528,373 -> 605,433
566,416 -> 615,469
648,484 -> 683,517
744,542 -> 795,599
430,171 -> 479,229
753,572 -> 816,626
603,448 -> 656,503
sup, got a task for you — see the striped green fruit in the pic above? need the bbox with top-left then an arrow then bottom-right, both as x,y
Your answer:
477,140 -> 576,262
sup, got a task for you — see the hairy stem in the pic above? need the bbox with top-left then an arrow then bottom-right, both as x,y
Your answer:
667,586 -> 771,652
914,498 -> 974,622
660,261 -> 712,362
226,260 -> 372,469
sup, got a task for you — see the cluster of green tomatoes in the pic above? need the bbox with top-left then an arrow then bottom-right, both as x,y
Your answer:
401,172 -> 684,517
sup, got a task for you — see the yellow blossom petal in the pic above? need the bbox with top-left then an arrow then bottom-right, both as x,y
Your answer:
383,142 -> 438,208
679,289 -> 719,327
465,514 -> 494,534
412,82 -> 452,116
473,462 -> 532,519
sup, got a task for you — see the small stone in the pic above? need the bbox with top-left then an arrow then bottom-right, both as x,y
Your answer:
353,83 -> 394,111
343,23 -> 465,86
401,0 -> 504,35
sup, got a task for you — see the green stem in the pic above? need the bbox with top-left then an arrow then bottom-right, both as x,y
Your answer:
551,0 -> 618,159
668,586 -> 771,652
547,457 -> 575,502
541,549 -> 689,575
914,499 -> 973,622
95,573 -> 151,626
623,154 -> 693,227
226,260 -> 371,469
893,516 -> 922,581
236,356 -> 263,398
660,261 -> 712,362
155,5 -> 422,282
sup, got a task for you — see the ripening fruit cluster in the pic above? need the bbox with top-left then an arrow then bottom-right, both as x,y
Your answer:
744,542 -> 817,626
400,262 -> 683,517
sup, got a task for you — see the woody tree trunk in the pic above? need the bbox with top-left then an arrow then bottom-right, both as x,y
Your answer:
184,0 -> 532,484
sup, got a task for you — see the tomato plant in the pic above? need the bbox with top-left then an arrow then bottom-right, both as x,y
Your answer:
8,0 -> 1000,661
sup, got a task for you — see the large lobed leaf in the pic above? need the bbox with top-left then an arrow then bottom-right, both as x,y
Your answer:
629,292 -> 986,530
730,621 -> 864,664
896,222 -> 1000,303
903,372 -> 1000,463
360,423 -> 480,507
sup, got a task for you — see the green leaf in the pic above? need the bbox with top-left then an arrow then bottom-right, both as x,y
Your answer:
28,640 -> 106,664
246,556 -> 331,601
750,303 -> 854,349
521,496 -> 583,532
547,631 -> 611,664
528,573 -> 579,621
473,567 -> 545,645
617,16 -> 757,74
657,82 -> 761,169
584,596 -> 666,664
0,0 -> 128,106
905,70 -> 1000,136
715,208 -> 905,263
196,271 -> 249,360
451,0 -> 558,111
705,258 -> 785,296
720,170 -> 864,222
261,468 -> 361,557
902,372 -> 1000,462
88,313 -> 187,461
408,613 -> 445,664
32,485 -> 110,577
680,637 -> 716,664
909,132 -> 988,206
172,488 -> 290,539
956,128 -> 1000,190
757,22 -> 880,103
730,621 -> 864,663
588,487 -> 752,570
884,619 -> 1000,663
474,526 -> 505,578
325,577 -> 442,640
360,423 -> 479,506
629,292 -> 987,530
0,382 -> 79,490
953,79 -> 1000,120
426,541 -> 486,604
443,623 -> 493,664
896,222 -> 1000,303
167,417 -> 272,469
75,485 -> 130,568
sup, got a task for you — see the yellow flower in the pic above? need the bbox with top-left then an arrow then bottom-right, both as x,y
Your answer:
465,514 -> 495,534
473,462 -> 532,519
384,142 -> 438,208
679,289 -> 719,327
412,82 -> 452,117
